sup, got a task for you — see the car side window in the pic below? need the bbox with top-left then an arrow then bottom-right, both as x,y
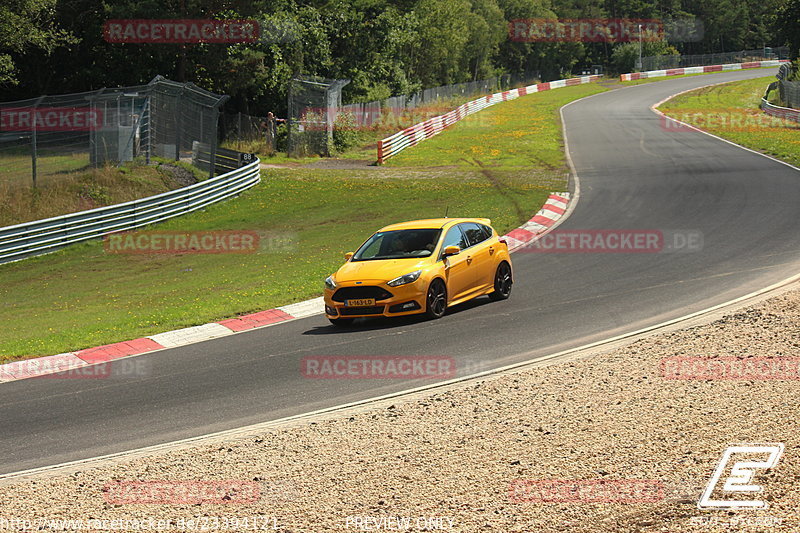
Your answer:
461,223 -> 490,247
440,225 -> 468,257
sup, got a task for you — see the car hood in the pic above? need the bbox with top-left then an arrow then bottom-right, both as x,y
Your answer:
335,258 -> 431,283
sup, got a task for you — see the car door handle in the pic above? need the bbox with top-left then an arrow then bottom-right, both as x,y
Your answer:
489,246 -> 495,255
466,255 -> 472,264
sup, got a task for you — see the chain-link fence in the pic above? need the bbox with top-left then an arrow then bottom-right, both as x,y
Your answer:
221,112 -> 265,143
287,76 -> 350,157
775,64 -> 800,108
223,74 -> 539,150
0,76 -> 228,189
338,75 -> 538,130
642,47 -> 790,71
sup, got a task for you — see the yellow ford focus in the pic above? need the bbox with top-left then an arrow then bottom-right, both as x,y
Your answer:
324,218 -> 513,326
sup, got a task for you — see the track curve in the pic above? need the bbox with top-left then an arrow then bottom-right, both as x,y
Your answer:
2,69 -> 799,475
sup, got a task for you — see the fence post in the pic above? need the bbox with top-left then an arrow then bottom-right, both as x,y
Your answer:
209,94 -> 230,179
377,139 -> 384,165
30,96 -> 44,188
175,85 -> 183,161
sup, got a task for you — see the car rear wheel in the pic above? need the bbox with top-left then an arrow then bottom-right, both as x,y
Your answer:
328,318 -> 354,327
425,279 -> 447,319
489,262 -> 512,301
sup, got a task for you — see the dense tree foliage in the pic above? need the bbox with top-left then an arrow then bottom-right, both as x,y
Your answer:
0,0 -> 792,111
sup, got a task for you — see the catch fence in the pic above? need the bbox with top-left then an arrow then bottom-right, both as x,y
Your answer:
0,76 -> 228,189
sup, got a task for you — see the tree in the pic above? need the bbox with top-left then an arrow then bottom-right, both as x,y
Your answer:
776,0 -> 800,58
0,0 -> 74,86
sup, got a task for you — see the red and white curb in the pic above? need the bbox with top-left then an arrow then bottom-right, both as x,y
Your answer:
0,195 -> 571,383
620,59 -> 789,82
502,193 -> 569,251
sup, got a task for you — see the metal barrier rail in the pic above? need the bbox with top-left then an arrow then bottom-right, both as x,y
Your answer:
0,158 -> 261,265
620,60 -> 789,81
761,81 -> 800,123
376,75 -> 602,163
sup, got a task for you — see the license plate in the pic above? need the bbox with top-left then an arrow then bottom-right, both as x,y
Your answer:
345,298 -> 375,307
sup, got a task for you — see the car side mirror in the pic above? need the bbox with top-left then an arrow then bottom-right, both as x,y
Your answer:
344,252 -> 354,261
443,245 -> 460,257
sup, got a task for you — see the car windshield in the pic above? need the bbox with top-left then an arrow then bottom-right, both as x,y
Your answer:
352,229 -> 441,261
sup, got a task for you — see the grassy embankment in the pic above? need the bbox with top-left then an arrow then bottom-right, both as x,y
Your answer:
0,83 -> 605,361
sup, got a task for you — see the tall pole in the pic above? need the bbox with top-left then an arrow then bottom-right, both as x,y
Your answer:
636,24 -> 643,71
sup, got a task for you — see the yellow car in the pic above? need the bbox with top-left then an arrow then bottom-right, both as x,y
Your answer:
324,218 -> 513,326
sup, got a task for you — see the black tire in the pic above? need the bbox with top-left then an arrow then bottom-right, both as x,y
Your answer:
425,279 -> 447,319
488,262 -> 512,301
328,318 -> 354,327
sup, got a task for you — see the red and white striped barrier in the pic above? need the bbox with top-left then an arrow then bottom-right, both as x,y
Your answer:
376,76 -> 602,164
620,60 -> 789,82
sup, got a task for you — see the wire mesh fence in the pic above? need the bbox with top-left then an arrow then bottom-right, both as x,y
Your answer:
0,76 -> 228,190
218,74 -> 541,153
641,47 -> 790,71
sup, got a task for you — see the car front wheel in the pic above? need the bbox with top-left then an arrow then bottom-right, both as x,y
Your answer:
425,279 -> 447,319
489,262 -> 512,301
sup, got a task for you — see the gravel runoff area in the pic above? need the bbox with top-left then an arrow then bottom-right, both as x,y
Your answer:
1,284 -> 799,533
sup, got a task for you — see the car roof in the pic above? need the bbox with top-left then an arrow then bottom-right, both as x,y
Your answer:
378,218 -> 492,232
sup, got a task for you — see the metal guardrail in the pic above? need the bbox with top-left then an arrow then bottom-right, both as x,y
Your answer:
0,157 -> 261,265
376,75 -> 602,163
761,81 -> 800,123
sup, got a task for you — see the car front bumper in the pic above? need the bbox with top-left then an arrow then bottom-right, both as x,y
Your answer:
324,279 -> 428,319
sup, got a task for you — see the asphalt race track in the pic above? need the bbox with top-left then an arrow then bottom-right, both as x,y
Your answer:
2,69 -> 799,475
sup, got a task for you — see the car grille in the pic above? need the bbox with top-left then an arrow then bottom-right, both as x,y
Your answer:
339,306 -> 385,316
332,286 -> 393,302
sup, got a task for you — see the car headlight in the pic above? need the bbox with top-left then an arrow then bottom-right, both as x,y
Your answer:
387,270 -> 422,287
324,276 -> 337,290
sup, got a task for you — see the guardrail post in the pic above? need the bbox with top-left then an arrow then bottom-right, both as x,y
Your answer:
377,140 -> 384,165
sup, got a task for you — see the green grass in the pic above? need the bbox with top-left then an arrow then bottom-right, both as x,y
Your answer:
0,171 -> 551,362
385,84 -> 606,176
658,75 -> 800,167
0,82 -> 608,361
0,159 -> 206,227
